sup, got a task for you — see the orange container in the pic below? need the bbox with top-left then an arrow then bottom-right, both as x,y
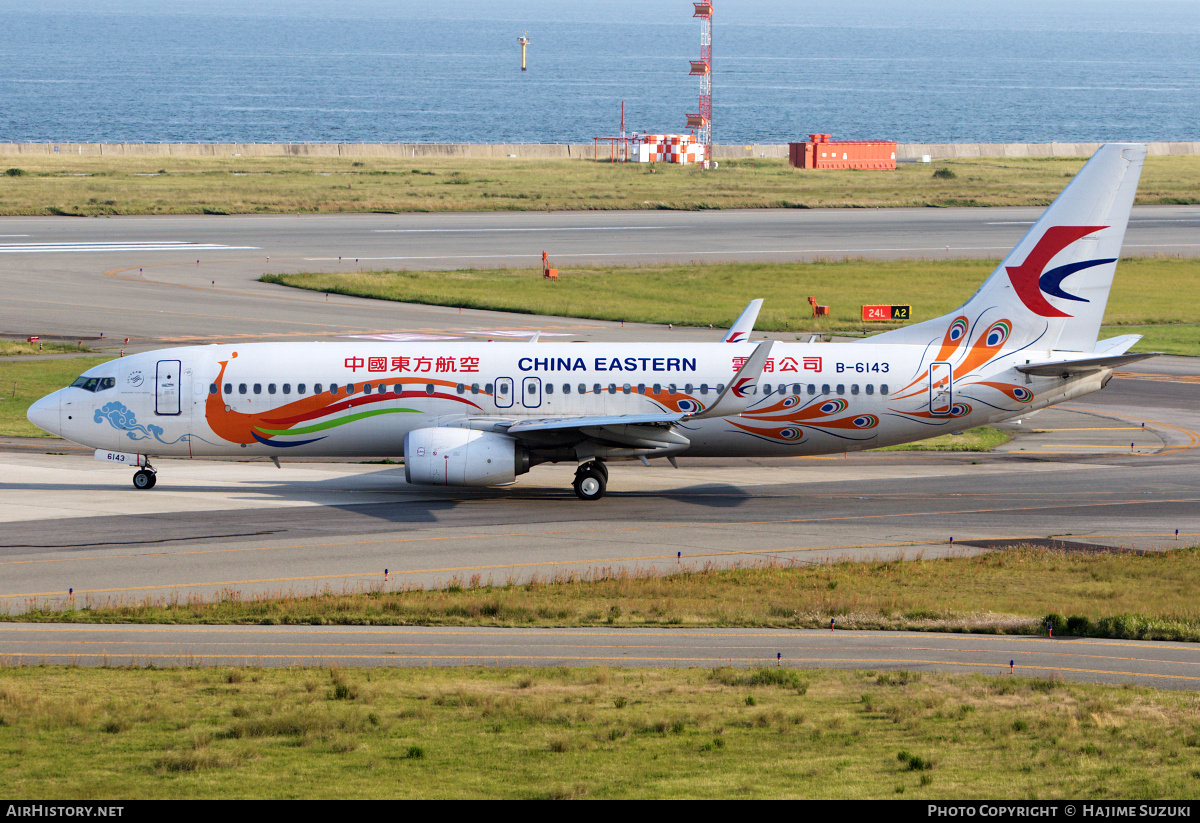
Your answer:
789,136 -> 896,170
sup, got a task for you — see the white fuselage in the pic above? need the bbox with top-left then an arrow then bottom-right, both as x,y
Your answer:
34,339 -> 1101,462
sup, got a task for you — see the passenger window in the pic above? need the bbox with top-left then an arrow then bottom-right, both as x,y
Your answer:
313,383 -> 322,394
282,384 -> 291,395
807,384 -> 816,395
457,384 -> 465,394
471,383 -> 480,394
239,383 -> 247,395
881,384 -> 889,395
393,385 -> 402,394
622,384 -> 631,394
793,384 -> 802,395
224,383 -> 233,395
545,383 -> 554,395
717,384 -> 725,393
209,383 -> 218,395
593,384 -> 601,394
563,384 -> 571,395
608,384 -> 617,394
653,383 -> 661,394
268,383 -> 276,395
364,383 -> 372,394
485,383 -> 494,394
498,383 -> 508,395
527,383 -> 537,395
668,384 -> 676,395
298,384 -> 306,395
329,384 -> 338,394
253,384 -> 262,395
637,384 -> 646,394
821,384 -> 830,394
426,384 -> 435,395
699,384 -> 709,396
866,385 -> 874,395
685,383 -> 694,393
762,384 -> 772,395
836,384 -> 845,395
851,384 -> 859,395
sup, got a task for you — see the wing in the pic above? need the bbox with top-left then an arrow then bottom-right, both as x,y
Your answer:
494,342 -> 775,461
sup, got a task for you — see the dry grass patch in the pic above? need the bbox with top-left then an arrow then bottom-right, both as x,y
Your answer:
12,548 -> 1200,642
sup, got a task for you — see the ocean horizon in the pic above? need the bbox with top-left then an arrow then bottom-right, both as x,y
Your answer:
1,0 -> 1197,146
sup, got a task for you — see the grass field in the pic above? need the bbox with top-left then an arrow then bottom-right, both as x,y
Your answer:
14,548 -> 1200,642
263,256 -> 1200,355
3,664 -> 1199,799
1,154 -> 1197,215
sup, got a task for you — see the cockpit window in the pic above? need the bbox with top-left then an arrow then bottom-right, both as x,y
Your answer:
70,376 -> 115,393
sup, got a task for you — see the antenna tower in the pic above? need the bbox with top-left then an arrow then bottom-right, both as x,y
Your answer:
687,2 -> 713,168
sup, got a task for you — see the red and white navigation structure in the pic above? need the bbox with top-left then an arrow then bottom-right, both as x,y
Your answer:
687,2 -> 713,168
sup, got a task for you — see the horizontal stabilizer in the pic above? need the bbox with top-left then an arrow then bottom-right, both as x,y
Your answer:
1016,352 -> 1160,378
1093,334 -> 1142,356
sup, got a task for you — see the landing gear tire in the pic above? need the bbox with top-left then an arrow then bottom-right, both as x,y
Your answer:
593,460 -> 609,482
133,469 -> 157,490
573,465 -> 606,501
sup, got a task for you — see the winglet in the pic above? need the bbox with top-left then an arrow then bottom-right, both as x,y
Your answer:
722,299 -> 763,343
690,341 -> 774,420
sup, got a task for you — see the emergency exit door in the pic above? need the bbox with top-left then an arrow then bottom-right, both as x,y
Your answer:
929,362 -> 952,416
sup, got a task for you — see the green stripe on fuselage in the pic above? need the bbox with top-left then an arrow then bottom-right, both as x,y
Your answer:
255,407 -> 420,437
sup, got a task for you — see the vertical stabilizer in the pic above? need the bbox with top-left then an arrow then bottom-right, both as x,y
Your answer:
869,144 -> 1145,353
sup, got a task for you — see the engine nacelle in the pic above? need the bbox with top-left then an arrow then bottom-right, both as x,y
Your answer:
404,428 -> 527,487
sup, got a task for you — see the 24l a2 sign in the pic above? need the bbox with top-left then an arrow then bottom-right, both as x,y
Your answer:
861,304 -> 911,321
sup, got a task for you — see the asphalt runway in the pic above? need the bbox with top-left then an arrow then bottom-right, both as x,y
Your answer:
1,208 -> 1197,681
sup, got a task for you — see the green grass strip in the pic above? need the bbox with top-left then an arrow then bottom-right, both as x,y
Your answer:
262,256 -> 1200,355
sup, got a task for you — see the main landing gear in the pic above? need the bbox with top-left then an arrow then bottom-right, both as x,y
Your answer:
132,463 -> 157,490
573,460 -> 608,501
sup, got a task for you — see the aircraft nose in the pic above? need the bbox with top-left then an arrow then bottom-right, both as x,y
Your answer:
26,391 -> 61,435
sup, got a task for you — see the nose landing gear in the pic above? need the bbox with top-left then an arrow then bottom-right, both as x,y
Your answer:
132,464 -> 157,489
573,460 -> 607,501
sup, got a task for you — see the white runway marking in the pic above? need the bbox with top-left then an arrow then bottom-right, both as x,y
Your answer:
374,226 -> 688,233
0,241 -> 259,254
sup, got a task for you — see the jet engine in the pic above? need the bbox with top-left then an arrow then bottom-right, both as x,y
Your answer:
404,428 -> 529,487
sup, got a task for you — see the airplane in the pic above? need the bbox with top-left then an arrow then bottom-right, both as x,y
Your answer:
27,143 -> 1156,501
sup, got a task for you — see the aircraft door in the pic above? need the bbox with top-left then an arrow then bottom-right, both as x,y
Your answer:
522,376 -> 542,408
494,377 -> 513,409
929,362 -> 952,416
156,359 -> 182,416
